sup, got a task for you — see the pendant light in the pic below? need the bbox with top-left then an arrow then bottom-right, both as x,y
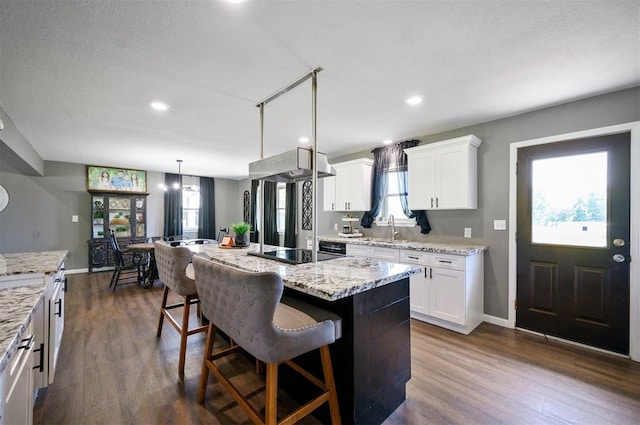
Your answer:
173,160 -> 183,190
158,159 -> 184,191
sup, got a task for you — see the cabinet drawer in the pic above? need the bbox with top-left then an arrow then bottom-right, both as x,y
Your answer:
430,253 -> 465,271
400,250 -> 430,266
346,244 -> 369,257
370,247 -> 399,262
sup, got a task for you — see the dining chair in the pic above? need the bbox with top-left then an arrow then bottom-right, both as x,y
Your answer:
192,254 -> 342,425
108,230 -> 146,292
153,240 -> 207,376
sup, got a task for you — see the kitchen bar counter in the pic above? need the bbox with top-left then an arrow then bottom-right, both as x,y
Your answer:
191,244 -> 419,425
189,244 -> 420,301
319,235 -> 487,255
0,251 -> 67,375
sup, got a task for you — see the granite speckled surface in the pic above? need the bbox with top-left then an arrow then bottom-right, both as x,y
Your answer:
319,235 -> 487,255
189,244 -> 420,301
0,250 -> 67,375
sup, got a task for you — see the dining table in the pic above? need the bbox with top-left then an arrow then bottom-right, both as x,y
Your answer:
126,242 -> 157,288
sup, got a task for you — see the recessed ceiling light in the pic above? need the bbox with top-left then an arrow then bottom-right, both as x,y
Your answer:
383,139 -> 393,145
150,101 -> 170,111
299,137 -> 310,144
405,96 -> 423,106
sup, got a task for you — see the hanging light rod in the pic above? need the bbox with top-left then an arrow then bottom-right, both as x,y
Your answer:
256,67 -> 323,107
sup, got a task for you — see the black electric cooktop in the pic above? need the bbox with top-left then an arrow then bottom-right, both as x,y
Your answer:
248,249 -> 343,264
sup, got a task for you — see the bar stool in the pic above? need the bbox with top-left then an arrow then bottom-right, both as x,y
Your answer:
154,241 -> 207,376
192,254 -> 342,425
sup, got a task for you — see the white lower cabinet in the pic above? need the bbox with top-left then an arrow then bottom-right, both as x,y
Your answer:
3,318 -> 35,425
346,244 -> 484,334
346,244 -> 400,262
400,250 -> 484,335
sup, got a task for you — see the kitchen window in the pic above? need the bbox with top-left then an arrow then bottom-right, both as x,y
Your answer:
276,183 -> 286,233
182,176 -> 200,235
376,170 -> 415,227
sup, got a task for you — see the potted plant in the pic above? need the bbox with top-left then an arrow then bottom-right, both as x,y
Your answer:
231,222 -> 251,246
115,226 -> 129,237
93,210 -> 104,224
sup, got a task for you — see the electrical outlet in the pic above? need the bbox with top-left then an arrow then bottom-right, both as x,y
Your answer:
72,215 -> 79,223
464,228 -> 472,238
334,223 -> 338,231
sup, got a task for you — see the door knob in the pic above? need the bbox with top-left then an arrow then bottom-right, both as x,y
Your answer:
613,254 -> 625,263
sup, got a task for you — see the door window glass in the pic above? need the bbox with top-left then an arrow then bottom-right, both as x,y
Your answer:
531,151 -> 607,247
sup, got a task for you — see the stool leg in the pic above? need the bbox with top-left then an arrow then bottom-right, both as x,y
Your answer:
156,285 -> 169,337
178,294 -> 193,376
320,345 -> 342,425
198,324 -> 216,403
265,363 -> 278,425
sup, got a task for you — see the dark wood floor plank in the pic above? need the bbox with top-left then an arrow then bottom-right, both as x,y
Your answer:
33,272 -> 640,425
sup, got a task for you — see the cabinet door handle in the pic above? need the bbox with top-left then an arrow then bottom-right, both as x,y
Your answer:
424,267 -> 427,278
64,277 -> 68,293
18,334 -> 35,350
408,256 -> 419,260
55,298 -> 63,317
430,198 -> 434,208
332,203 -> 335,210
438,260 -> 452,264
33,343 -> 45,372
429,267 -> 433,279
436,197 -> 439,208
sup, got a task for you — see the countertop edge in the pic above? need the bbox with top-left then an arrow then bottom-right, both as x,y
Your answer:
318,236 -> 487,255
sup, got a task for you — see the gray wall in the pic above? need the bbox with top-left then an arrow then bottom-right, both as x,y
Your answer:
239,87 -> 640,320
0,156 -> 240,270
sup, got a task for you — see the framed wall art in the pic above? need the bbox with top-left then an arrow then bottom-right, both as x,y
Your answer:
86,165 -> 147,193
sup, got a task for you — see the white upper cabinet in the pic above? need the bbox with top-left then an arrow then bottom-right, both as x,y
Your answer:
405,135 -> 482,210
324,158 -> 373,212
322,176 -> 337,211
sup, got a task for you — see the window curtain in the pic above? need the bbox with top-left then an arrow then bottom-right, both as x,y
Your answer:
284,182 -> 296,248
198,177 -> 216,239
163,173 -> 183,237
250,180 -> 259,243
263,181 -> 279,246
360,140 -> 431,234
360,148 -> 391,227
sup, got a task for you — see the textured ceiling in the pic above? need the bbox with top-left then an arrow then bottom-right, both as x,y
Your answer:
1,0 -> 638,179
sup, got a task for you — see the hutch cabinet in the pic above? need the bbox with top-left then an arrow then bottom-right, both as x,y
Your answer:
87,193 -> 147,272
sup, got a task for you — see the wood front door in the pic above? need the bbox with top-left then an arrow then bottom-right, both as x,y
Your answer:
516,133 -> 631,354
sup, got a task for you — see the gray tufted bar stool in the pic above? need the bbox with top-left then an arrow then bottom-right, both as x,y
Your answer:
154,241 -> 208,376
192,254 -> 342,425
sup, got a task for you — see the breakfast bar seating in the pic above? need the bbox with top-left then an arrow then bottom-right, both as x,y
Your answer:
192,254 -> 342,425
153,241 -> 207,376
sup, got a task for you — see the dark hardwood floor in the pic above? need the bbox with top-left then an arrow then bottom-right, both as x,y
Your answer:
33,272 -> 640,424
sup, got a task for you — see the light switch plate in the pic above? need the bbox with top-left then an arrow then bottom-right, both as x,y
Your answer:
464,228 -> 472,238
494,220 -> 507,230
72,215 -> 79,222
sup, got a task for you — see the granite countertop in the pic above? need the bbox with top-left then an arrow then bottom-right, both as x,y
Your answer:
319,235 -> 487,255
0,250 -> 69,276
189,244 -> 420,301
0,250 -> 67,375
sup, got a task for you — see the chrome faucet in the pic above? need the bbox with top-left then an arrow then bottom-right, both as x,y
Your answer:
388,214 -> 400,241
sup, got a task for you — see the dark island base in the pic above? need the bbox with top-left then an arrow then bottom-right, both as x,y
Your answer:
281,277 -> 411,425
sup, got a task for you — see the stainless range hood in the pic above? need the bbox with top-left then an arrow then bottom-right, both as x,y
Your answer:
249,147 -> 335,183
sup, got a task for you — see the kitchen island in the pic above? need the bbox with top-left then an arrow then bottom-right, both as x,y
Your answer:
190,244 -> 420,425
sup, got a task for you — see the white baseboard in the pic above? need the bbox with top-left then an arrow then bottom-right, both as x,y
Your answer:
483,314 -> 511,328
